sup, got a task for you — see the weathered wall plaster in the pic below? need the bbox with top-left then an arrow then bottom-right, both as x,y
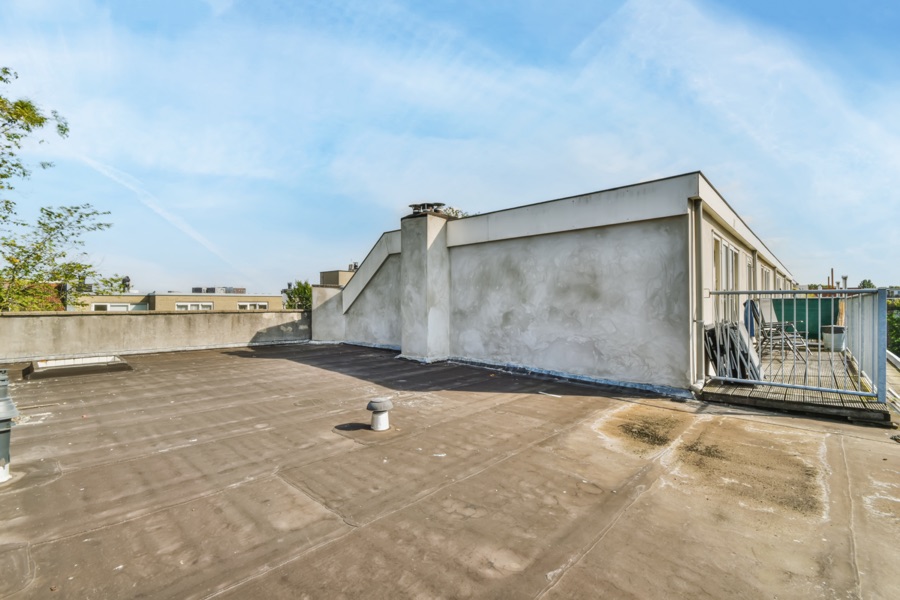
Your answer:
448,216 -> 692,389
311,286 -> 344,342
400,214 -> 450,361
344,254 -> 402,348
342,230 -> 401,313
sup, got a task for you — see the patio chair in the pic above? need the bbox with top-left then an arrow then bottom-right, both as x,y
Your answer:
705,321 -> 764,381
746,299 -> 809,363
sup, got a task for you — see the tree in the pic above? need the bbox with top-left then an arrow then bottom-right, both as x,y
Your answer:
858,279 -> 876,289
1,205 -> 111,311
1,67 -> 68,191
889,312 -> 900,356
889,299 -> 900,356
442,206 -> 469,218
1,67 -> 111,311
283,279 -> 312,311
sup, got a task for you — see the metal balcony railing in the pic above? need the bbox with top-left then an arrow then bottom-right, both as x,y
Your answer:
706,289 -> 887,404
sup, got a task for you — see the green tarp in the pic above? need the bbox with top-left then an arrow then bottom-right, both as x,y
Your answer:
772,298 -> 840,340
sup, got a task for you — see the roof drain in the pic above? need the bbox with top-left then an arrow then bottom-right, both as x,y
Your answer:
366,397 -> 393,431
0,371 -> 19,484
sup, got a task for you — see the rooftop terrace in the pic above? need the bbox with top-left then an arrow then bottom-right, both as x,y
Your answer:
2,344 -> 899,598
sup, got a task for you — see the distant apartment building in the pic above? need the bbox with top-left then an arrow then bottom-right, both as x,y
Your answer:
319,264 -> 359,286
73,289 -> 286,312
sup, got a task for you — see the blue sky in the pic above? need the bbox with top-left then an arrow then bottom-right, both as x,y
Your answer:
1,0 -> 898,293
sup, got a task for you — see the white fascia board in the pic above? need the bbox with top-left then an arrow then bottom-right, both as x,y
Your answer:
446,173 -> 698,247
342,230 -> 401,313
697,175 -> 794,281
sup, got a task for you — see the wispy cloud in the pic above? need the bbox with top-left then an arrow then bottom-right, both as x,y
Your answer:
586,0 -> 900,280
201,0 -> 235,17
2,0 -> 897,288
330,0 -> 900,282
79,155 -> 261,286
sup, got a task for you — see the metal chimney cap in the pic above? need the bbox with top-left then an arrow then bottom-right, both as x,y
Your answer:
408,202 -> 446,215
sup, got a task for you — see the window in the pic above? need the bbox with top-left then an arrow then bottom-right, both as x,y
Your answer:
175,302 -> 213,311
761,267 -> 772,290
238,302 -> 268,310
713,238 -> 721,290
712,235 -> 739,291
747,258 -> 754,291
92,303 -> 147,312
726,246 -> 739,291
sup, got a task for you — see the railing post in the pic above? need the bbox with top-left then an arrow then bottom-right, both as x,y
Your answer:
692,198 -> 705,385
877,288 -> 887,404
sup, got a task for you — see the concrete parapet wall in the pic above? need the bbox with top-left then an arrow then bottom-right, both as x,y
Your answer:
311,286 -> 345,342
0,311 -> 310,362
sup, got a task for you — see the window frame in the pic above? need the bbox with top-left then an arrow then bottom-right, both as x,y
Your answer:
712,234 -> 740,292
91,303 -> 145,312
175,302 -> 213,311
237,302 -> 268,310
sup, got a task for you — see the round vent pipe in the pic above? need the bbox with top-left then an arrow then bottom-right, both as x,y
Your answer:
366,397 -> 394,431
0,371 -> 19,484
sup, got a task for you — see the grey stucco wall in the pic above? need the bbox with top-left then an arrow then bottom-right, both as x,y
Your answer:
448,216 -> 692,389
424,216 -> 451,360
312,287 -> 345,342
0,311 -> 310,362
344,254 -> 402,348
400,215 -> 429,357
398,214 -> 450,361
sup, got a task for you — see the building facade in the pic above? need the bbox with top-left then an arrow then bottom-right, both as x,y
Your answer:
312,172 -> 794,395
74,292 -> 285,312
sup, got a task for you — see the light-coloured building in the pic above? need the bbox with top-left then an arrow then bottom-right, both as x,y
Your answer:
319,268 -> 357,286
312,172 -> 794,396
74,292 -> 285,312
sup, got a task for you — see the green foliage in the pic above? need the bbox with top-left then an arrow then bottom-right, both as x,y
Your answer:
442,206 -> 468,218
858,278 -> 876,289
889,314 -> 900,356
1,67 -> 69,192
1,66 -> 111,311
806,283 -> 822,290
283,279 -> 312,311
90,274 -> 129,295
889,300 -> 900,356
0,204 -> 111,311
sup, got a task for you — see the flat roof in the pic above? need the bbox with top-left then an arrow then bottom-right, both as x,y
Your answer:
2,344 -> 898,598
